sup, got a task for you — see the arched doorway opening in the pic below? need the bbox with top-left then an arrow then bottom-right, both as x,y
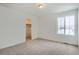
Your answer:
25,18 -> 32,41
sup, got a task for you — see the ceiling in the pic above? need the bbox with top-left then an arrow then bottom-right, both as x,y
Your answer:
0,3 -> 79,16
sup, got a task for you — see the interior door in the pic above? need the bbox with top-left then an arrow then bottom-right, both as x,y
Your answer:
26,24 -> 32,40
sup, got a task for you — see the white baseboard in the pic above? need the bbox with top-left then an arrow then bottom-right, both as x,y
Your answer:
37,37 -> 78,47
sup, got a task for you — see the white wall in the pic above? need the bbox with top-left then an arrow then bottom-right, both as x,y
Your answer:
0,6 -> 38,49
31,15 -> 38,39
38,9 -> 78,45
78,8 -> 79,47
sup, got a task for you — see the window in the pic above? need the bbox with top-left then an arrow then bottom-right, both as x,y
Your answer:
57,15 -> 75,36
58,17 -> 64,34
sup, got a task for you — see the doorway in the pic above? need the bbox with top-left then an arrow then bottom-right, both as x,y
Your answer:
25,18 -> 32,40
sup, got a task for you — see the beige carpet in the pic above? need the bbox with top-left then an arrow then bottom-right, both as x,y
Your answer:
0,38 -> 79,55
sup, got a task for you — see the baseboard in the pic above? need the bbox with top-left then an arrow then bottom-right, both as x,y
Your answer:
37,38 -> 78,47
0,40 -> 25,49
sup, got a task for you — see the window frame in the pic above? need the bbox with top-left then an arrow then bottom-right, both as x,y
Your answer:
57,15 -> 75,36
